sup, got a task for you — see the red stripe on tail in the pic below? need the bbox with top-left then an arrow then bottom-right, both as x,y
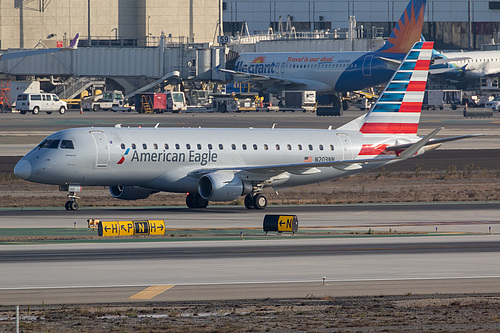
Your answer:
360,123 -> 419,134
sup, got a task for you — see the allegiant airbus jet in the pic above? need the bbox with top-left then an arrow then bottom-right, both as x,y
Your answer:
221,0 -> 426,106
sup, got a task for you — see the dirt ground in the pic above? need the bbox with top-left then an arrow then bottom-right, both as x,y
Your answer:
1,295 -> 500,332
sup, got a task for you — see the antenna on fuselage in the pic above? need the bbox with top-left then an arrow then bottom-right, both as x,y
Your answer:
115,124 -> 122,128
155,123 -> 160,128
272,123 -> 277,129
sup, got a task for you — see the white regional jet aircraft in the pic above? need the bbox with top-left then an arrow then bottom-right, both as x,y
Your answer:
14,41 -> 479,211
430,49 -> 500,82
221,0 -> 426,104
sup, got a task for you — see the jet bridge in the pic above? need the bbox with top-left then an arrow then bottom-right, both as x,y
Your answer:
0,42 -> 226,95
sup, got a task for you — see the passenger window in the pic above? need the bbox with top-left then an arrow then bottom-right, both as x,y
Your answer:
308,144 -> 313,150
143,144 -> 147,149
330,144 -> 334,151
60,140 -> 74,149
275,144 -> 280,150
319,144 -> 324,151
242,144 -> 247,150
186,144 -> 191,149
153,143 -> 158,150
120,143 -> 125,149
264,144 -> 269,150
175,144 -> 180,149
132,143 -> 136,149
219,144 -> 224,150
164,143 -> 169,150
287,144 -> 292,150
253,144 -> 258,150
197,144 -> 202,150
208,144 -> 213,150
298,144 -> 303,150
231,144 -> 236,150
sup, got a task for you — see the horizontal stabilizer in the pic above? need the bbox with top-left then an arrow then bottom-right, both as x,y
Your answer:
386,133 -> 483,152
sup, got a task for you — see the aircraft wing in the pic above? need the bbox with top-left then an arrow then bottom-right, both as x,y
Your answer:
432,57 -> 471,65
187,155 -> 396,179
0,33 -> 79,61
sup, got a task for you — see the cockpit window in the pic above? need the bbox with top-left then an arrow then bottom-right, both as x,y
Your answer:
38,139 -> 60,149
60,140 -> 74,149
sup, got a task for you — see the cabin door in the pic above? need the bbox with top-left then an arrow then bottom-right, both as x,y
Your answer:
91,131 -> 110,167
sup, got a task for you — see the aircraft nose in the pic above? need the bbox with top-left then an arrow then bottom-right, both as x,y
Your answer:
14,159 -> 32,180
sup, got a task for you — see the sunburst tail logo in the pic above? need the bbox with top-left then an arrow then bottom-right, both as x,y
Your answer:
379,0 -> 426,54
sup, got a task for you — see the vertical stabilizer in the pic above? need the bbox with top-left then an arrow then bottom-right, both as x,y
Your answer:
339,41 -> 434,134
377,0 -> 426,54
360,41 -> 433,135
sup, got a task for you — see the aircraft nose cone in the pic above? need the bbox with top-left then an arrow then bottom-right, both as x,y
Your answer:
14,159 -> 31,180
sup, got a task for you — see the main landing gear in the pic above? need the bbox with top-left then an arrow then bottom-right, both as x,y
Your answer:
244,192 -> 267,210
186,193 -> 209,208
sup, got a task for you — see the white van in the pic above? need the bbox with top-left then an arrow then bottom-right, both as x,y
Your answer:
16,93 -> 67,115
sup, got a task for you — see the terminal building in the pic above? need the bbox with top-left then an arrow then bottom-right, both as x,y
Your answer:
0,0 -> 222,49
223,0 -> 500,50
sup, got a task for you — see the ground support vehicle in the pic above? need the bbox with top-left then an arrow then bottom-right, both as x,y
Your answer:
423,90 -> 462,110
135,93 -> 167,113
82,90 -> 127,111
15,93 -> 67,115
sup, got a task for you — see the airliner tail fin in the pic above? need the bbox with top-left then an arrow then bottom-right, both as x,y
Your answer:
377,0 -> 426,54
339,41 -> 434,135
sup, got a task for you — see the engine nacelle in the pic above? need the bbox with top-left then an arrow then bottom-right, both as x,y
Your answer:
109,186 -> 154,200
198,172 -> 252,201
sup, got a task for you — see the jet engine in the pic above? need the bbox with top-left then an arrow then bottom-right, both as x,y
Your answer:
109,186 -> 155,200
198,172 -> 252,201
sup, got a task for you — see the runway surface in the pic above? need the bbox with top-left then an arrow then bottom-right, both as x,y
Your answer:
0,202 -> 500,305
0,236 -> 499,305
1,202 -> 499,233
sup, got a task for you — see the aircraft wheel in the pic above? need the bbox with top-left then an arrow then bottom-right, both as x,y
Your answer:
186,193 -> 196,208
65,201 -> 71,211
186,193 -> 208,208
195,195 -> 209,208
244,194 -> 254,209
69,201 -> 79,210
252,193 -> 267,210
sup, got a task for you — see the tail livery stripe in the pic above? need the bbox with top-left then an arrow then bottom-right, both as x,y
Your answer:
360,41 -> 434,135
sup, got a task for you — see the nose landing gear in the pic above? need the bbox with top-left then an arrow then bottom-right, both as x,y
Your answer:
65,192 -> 80,210
60,185 -> 82,211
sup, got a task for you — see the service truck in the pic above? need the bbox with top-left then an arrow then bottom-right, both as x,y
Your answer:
82,90 -> 128,111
